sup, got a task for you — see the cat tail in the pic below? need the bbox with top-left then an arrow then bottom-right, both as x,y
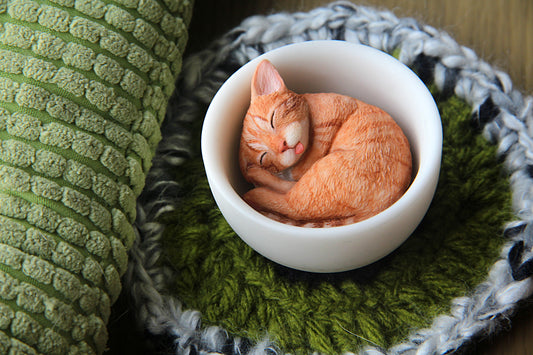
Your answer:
260,211 -> 368,228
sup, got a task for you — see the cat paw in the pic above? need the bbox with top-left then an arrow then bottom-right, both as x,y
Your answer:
243,188 -> 266,212
243,187 -> 288,214
246,166 -> 295,193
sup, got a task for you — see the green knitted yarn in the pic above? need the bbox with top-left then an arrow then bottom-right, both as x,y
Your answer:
160,91 -> 513,354
0,0 -> 192,353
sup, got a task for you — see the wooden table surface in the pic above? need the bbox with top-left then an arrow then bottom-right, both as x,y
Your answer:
188,0 -> 533,95
186,1 -> 533,354
107,1 -> 533,354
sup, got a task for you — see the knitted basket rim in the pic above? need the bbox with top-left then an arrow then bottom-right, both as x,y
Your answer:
126,2 -> 533,354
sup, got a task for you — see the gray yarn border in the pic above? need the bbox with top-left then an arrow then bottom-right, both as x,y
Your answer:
126,2 -> 533,354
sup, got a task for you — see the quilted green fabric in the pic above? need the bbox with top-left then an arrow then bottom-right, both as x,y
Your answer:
0,0 -> 193,353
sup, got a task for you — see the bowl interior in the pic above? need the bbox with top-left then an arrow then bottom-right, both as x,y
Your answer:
208,41 -> 438,199
201,41 -> 442,272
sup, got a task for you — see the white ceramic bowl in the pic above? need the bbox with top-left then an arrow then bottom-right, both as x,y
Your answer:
201,41 -> 442,273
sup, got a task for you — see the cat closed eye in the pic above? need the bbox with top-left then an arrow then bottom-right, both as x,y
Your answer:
259,152 -> 267,165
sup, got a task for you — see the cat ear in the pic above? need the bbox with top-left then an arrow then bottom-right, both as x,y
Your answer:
251,60 -> 287,98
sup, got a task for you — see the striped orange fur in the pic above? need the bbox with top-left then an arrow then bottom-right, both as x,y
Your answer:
239,60 -> 412,226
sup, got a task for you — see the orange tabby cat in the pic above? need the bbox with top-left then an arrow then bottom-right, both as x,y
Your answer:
239,59 -> 412,227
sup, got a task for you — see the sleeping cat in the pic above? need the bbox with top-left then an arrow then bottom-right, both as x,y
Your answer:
239,59 -> 412,227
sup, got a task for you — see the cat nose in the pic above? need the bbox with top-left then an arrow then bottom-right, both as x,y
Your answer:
279,140 -> 289,153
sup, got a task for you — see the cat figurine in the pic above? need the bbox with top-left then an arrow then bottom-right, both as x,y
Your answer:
239,59 -> 412,227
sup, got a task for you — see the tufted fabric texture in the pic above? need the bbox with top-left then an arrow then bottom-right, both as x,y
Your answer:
0,0 -> 193,353
127,1 -> 533,354
157,89 -> 513,353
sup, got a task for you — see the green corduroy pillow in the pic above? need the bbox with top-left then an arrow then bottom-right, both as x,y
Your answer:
0,0 -> 193,353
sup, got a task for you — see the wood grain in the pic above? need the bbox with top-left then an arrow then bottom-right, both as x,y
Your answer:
186,1 -> 533,355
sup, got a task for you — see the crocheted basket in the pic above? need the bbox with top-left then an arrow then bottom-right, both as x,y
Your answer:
127,2 -> 533,354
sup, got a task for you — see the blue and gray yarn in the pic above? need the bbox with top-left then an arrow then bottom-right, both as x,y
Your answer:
127,2 -> 533,354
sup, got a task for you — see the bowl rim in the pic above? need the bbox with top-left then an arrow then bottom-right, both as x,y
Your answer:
201,40 -> 442,258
